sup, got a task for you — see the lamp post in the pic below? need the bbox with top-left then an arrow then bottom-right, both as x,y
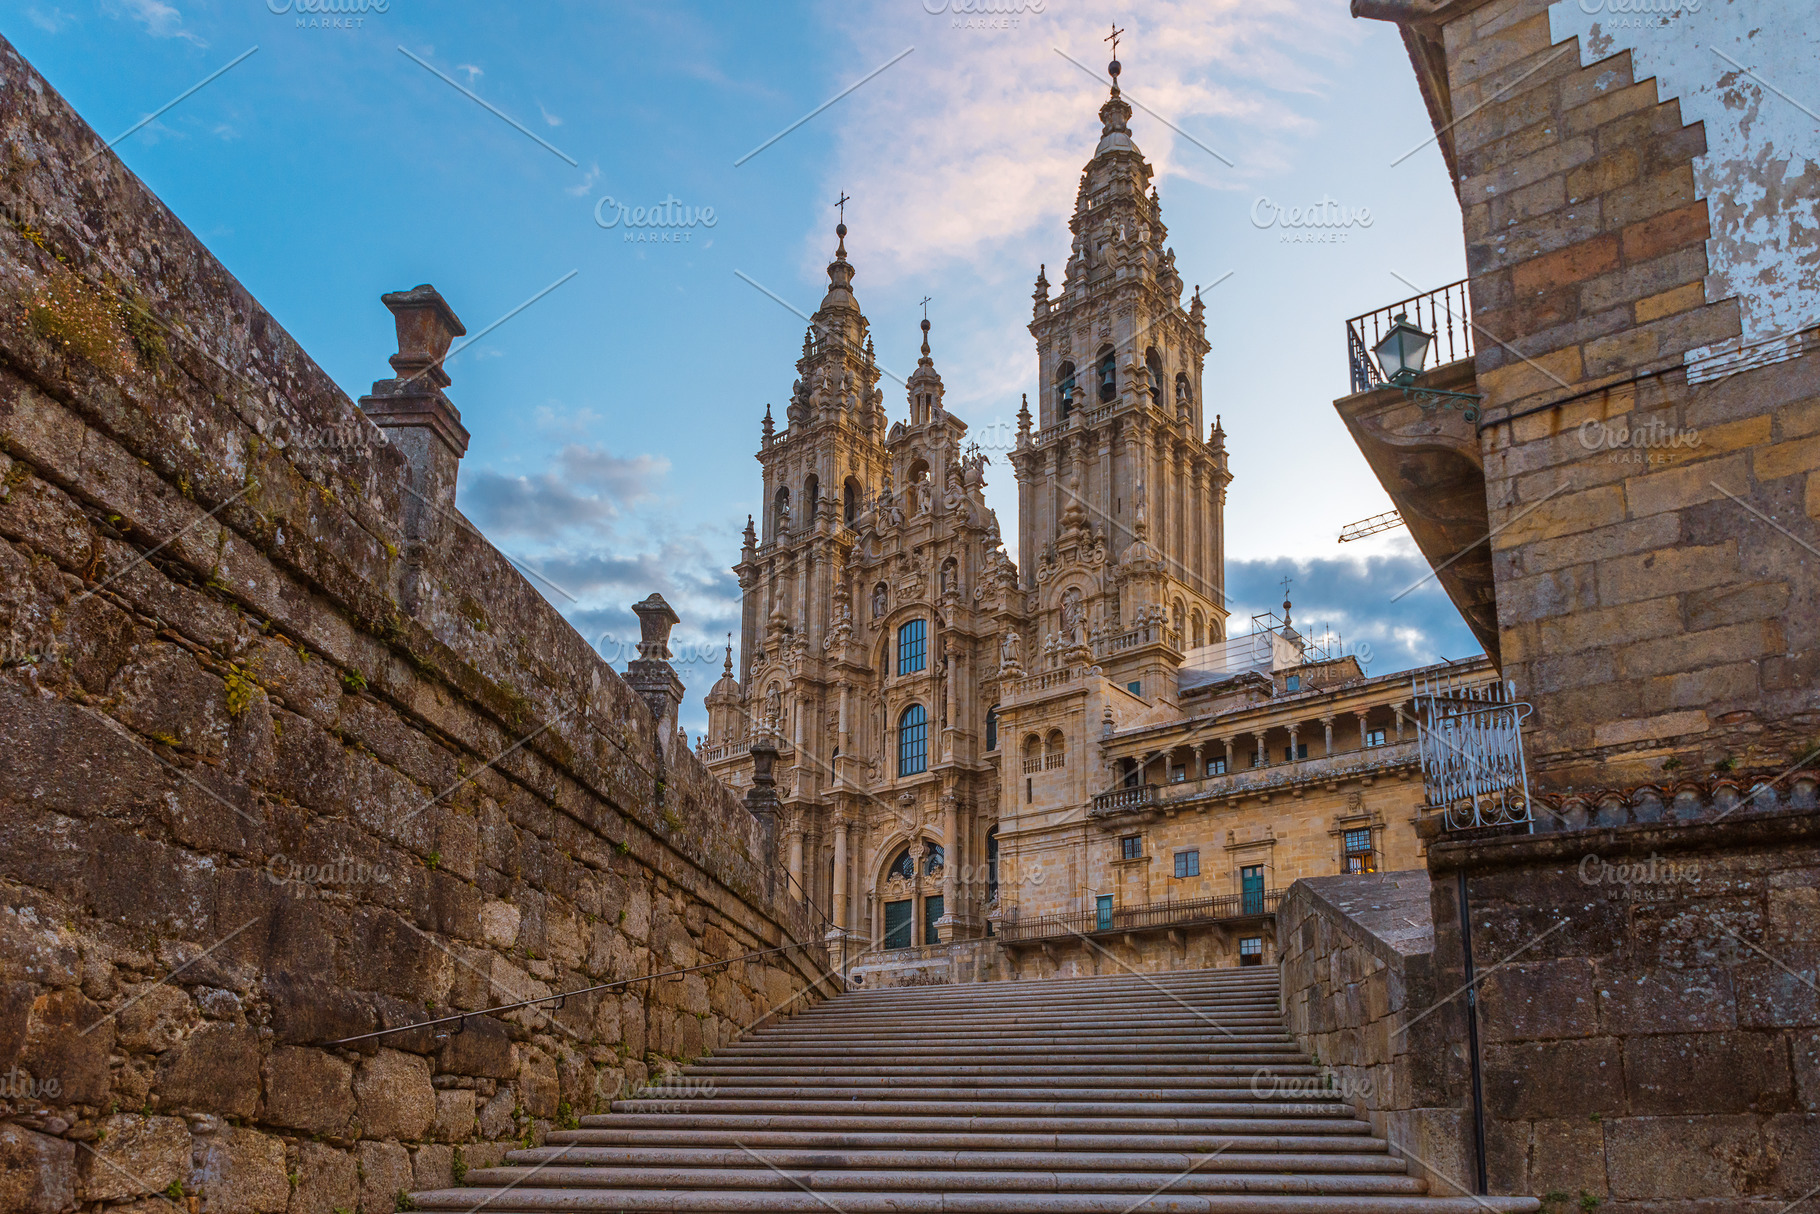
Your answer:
1373,313 -> 1484,422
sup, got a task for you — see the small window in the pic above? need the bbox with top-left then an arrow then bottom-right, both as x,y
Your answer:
1206,757 -> 1227,776
1120,835 -> 1142,861
1365,728 -> 1387,747
1239,936 -> 1263,966
898,704 -> 928,776
1096,895 -> 1114,931
1285,674 -> 1300,691
1174,850 -> 1200,879
986,704 -> 1000,752
987,827 -> 999,897
1285,743 -> 1308,761
1344,828 -> 1376,874
897,618 -> 927,675
1127,680 -> 1142,696
1169,765 -> 1186,784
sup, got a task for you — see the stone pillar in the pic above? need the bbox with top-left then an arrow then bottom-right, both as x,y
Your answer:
1224,737 -> 1235,773
1395,701 -> 1409,742
1253,731 -> 1269,768
941,795 -> 959,938
1287,722 -> 1300,763
624,594 -> 687,760
786,819 -> 805,903
831,813 -> 850,934
358,285 -> 470,613
1191,743 -> 1205,778
745,736 -> 781,897
1357,711 -> 1371,748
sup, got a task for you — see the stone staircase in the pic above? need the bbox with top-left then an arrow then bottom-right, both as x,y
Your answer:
412,968 -> 1538,1212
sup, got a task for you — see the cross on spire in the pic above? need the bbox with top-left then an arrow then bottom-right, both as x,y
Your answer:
1280,575 -> 1294,603
1105,23 -> 1124,59
834,191 -> 850,222
919,295 -> 932,320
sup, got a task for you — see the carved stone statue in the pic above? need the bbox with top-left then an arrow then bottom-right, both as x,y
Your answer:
1061,588 -> 1086,642
1000,630 -> 1023,672
871,582 -> 887,618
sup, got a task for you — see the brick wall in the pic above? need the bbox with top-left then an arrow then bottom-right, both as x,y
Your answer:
1428,811 -> 1820,1212
0,34 -> 828,1214
1436,0 -> 1820,791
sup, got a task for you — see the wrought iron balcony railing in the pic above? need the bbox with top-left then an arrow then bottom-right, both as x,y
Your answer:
1346,279 -> 1474,395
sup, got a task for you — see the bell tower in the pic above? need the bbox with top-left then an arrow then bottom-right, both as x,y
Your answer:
1013,45 -> 1231,690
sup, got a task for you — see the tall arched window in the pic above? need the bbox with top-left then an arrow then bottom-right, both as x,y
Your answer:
985,704 -> 1000,752
898,703 -> 928,776
986,826 -> 1000,898
803,475 -> 820,522
1056,360 -> 1076,421
1097,345 -> 1117,403
772,486 -> 790,535
897,618 -> 927,675
1146,347 -> 1164,406
843,478 -> 860,525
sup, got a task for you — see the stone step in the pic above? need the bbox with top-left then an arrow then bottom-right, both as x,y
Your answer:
664,1076 -> 1331,1093
546,1129 -> 1398,1153
410,1188 -> 1541,1213
611,1095 -> 1360,1115
504,1147 -> 1419,1174
457,1165 -> 1435,1195
679,1064 -> 1328,1079
579,1113 -> 1375,1135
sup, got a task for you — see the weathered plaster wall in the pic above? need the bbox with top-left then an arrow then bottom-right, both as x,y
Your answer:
0,33 -> 828,1214
1548,0 -> 1820,374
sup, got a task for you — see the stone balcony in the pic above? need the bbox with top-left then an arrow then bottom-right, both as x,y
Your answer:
1092,740 -> 1422,821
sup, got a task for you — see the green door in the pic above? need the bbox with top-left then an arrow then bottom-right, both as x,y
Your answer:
1241,865 -> 1265,916
1096,895 -> 1114,931
884,899 -> 913,949
923,895 -> 944,945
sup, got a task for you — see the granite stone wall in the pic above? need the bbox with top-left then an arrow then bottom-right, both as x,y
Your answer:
1277,871 -> 1478,1197
0,34 -> 829,1214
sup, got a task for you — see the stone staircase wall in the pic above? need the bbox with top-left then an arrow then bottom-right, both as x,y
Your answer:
1277,872 -> 1476,1194
0,34 -> 829,1214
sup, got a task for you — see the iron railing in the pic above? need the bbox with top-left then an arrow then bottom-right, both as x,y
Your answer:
1347,278 -> 1474,394
1001,888 -> 1284,943
1414,671 -> 1534,831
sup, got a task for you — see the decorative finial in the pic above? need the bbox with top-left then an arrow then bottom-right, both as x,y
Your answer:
724,633 -> 734,676
1105,23 -> 1124,94
834,190 -> 851,256
1280,576 -> 1294,628
920,313 -> 931,358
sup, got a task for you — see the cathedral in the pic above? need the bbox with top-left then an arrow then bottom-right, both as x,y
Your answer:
700,59 -> 1488,979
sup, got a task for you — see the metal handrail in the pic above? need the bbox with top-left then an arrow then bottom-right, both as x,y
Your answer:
319,938 -> 829,1047
1346,279 -> 1474,394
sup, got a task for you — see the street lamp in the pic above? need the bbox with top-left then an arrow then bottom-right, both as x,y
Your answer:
1372,312 -> 1483,422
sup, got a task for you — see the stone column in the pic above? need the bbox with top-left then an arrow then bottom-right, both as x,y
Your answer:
1357,710 -> 1371,749
786,817 -> 805,902
831,812 -> 849,933
1253,731 -> 1269,768
1191,743 -> 1205,778
624,594 -> 687,761
1287,722 -> 1300,763
1322,715 -> 1335,757
1224,737 -> 1235,773
1395,702 -> 1408,742
941,795 -> 959,934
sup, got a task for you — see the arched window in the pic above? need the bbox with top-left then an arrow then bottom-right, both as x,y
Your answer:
772,486 -> 790,535
1175,371 -> 1193,410
897,618 -> 927,675
886,846 -> 917,881
843,478 -> 860,525
1045,729 -> 1066,769
1146,347 -> 1164,406
985,704 -> 999,752
1172,598 -> 1186,642
1191,610 -> 1205,651
1097,345 -> 1117,403
986,827 -> 1000,898
1056,360 -> 1076,421
803,474 -> 820,522
898,703 -> 928,776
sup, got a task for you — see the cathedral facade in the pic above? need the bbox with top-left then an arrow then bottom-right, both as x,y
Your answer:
699,64 -> 1484,978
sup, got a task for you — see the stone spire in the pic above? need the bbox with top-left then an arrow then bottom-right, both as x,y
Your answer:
906,314 -> 945,424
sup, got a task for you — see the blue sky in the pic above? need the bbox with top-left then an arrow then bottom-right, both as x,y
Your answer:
10,0 -> 1482,732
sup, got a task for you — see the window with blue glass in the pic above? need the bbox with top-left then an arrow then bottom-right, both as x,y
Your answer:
897,618 -> 927,675
1174,849 -> 1200,879
897,703 -> 928,776
1120,835 -> 1142,861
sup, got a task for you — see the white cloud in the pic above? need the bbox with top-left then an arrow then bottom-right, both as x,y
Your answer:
566,163 -> 602,198
457,63 -> 483,84
26,6 -> 75,32
810,0 -> 1350,286
111,0 -> 204,44
538,101 -> 563,127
